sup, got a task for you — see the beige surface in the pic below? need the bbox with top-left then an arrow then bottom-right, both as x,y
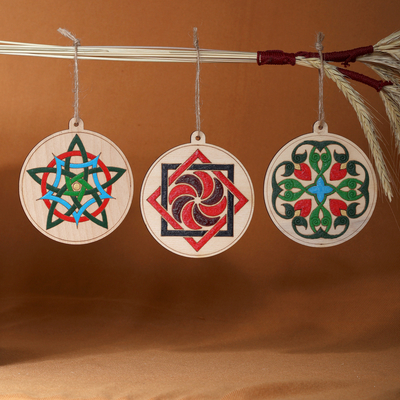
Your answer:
1,276 -> 400,399
1,1 -> 400,399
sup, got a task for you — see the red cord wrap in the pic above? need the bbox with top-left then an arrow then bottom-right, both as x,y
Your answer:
337,68 -> 393,92
257,50 -> 296,66
257,45 -> 392,92
296,45 -> 374,67
257,45 -> 374,67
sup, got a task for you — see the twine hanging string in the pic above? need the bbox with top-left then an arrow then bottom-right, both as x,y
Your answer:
58,28 -> 81,125
193,27 -> 201,139
316,32 -> 325,130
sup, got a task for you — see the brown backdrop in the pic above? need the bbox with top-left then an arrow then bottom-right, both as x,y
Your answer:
1,1 -> 400,399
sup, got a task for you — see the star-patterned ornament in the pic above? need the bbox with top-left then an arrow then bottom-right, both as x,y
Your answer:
264,122 -> 377,247
19,119 -> 134,244
140,131 -> 254,258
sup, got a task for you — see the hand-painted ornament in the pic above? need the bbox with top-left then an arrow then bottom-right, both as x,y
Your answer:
141,131 -> 254,257
264,122 -> 377,247
19,119 -> 134,244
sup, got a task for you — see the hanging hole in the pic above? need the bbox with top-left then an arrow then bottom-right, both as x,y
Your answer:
190,130 -> 206,143
69,118 -> 84,130
313,121 -> 328,134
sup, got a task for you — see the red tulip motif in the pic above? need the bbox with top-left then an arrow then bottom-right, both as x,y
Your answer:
294,163 -> 312,181
330,199 -> 348,216
330,163 -> 347,181
294,199 -> 312,217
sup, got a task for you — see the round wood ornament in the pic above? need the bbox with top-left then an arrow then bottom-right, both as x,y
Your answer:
264,122 -> 377,247
19,119 -> 134,244
140,131 -> 254,258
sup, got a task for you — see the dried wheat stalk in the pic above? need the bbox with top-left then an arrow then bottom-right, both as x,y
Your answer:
365,64 -> 400,152
297,56 -> 393,201
372,31 -> 400,61
359,35 -> 400,156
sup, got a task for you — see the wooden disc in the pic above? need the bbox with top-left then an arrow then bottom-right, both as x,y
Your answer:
140,131 -> 254,258
264,122 -> 377,247
19,119 -> 134,244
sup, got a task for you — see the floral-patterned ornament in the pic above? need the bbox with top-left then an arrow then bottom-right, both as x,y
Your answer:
140,131 -> 254,258
264,122 -> 377,247
19,119 -> 134,244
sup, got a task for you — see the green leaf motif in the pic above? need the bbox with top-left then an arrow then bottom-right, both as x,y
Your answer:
278,179 -> 306,202
309,148 -> 321,173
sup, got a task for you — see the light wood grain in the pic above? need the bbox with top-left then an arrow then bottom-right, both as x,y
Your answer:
19,119 -> 134,244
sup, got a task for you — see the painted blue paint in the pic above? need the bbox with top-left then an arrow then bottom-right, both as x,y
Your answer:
92,170 -> 113,200
53,157 -> 65,187
40,191 -> 72,211
43,154 -> 112,225
72,198 -> 97,225
69,155 -> 100,169
308,177 -> 333,202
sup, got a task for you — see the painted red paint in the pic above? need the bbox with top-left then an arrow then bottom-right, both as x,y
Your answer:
330,199 -> 348,216
199,196 -> 227,217
294,163 -> 312,181
169,184 -> 197,204
182,201 -> 202,230
194,171 -> 214,200
294,199 -> 312,217
330,163 -> 347,181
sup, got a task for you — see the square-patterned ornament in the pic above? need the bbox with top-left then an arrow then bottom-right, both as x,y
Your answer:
141,131 -> 254,257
